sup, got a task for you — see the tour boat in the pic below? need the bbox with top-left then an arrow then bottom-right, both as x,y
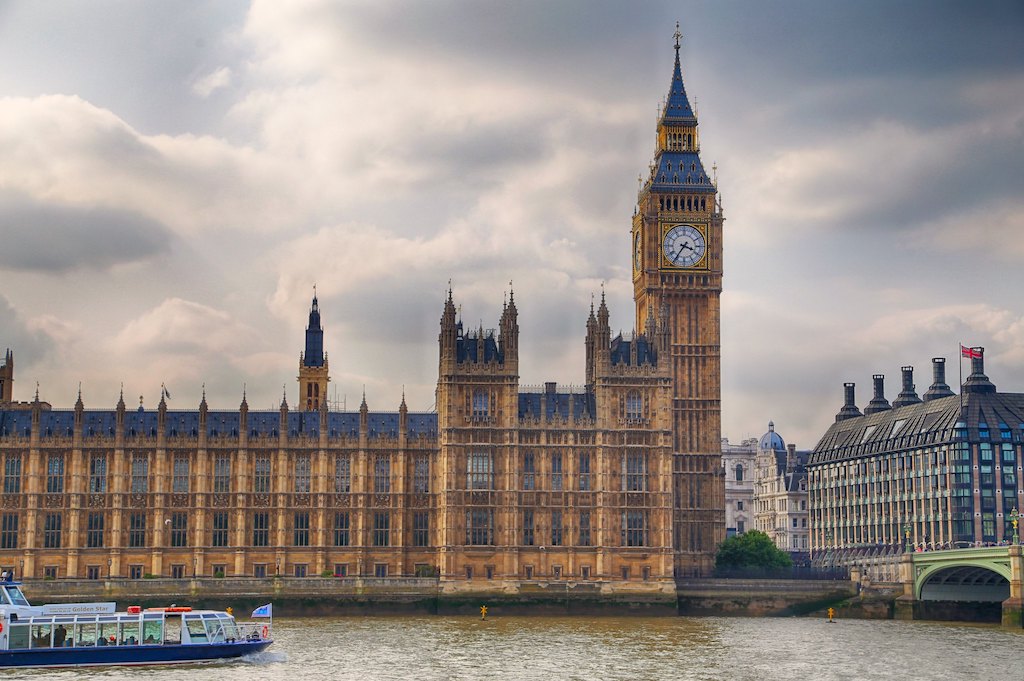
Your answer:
0,582 -> 272,668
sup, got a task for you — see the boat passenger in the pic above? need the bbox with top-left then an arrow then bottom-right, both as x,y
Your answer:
54,624 -> 67,647
97,636 -> 107,646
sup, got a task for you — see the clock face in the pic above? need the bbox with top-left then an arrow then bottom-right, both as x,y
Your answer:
633,231 -> 642,273
662,224 -> 706,268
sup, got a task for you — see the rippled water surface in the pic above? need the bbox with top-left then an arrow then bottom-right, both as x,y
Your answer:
20,615 -> 1024,681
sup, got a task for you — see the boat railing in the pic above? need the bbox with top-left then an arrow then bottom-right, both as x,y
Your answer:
236,621 -> 271,641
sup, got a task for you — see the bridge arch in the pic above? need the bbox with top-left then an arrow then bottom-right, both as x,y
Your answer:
916,561 -> 1011,602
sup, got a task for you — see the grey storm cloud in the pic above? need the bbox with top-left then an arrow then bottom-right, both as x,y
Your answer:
0,295 -> 53,366
0,192 -> 172,272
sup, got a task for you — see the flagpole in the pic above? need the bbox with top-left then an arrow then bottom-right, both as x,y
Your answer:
959,342 -> 964,415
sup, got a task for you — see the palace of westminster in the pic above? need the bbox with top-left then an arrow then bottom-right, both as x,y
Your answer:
0,34 -> 725,592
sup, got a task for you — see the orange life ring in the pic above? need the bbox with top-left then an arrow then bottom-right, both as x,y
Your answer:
261,625 -> 269,638
165,607 -> 192,613
0,621 -> 4,633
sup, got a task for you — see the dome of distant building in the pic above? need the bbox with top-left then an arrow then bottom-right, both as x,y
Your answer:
759,421 -> 786,452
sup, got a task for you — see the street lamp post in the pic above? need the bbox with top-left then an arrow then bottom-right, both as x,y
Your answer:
1010,507 -> 1020,545
903,524 -> 912,553
107,558 -> 112,579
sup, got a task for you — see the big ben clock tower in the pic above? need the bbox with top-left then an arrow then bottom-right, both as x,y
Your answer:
633,25 -> 724,576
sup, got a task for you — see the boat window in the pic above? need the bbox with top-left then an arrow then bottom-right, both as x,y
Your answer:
186,617 -> 208,643
8,623 -> 30,649
142,617 -> 163,645
221,616 -> 239,641
98,620 -> 119,646
164,616 -> 182,645
204,617 -> 225,643
5,585 -> 29,606
52,621 -> 71,647
30,622 -> 53,648
75,621 -> 97,647
119,619 -> 140,645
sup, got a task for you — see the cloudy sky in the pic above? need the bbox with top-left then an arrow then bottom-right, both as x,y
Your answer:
1,1 -> 1022,447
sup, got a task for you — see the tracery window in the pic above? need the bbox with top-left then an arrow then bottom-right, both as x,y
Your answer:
625,391 -> 642,421
472,390 -> 489,418
131,454 -> 149,493
551,452 -> 563,491
172,454 -> 189,494
522,451 -> 535,490
294,453 -> 311,493
578,452 -> 592,491
466,509 -> 494,546
252,512 -> 269,546
0,514 -> 18,549
213,454 -> 230,494
3,454 -> 21,494
86,512 -> 104,548
334,454 -> 351,493
46,454 -> 64,494
413,456 -> 430,494
128,513 -> 146,548
467,452 -> 494,490
253,454 -> 271,493
212,512 -> 229,547
373,512 -> 390,546
170,512 -> 188,547
624,452 -> 646,491
374,455 -> 391,494
622,510 -> 646,547
89,454 -> 107,493
293,512 -> 310,546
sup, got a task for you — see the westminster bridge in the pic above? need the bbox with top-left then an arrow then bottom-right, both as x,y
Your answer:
892,544 -> 1024,626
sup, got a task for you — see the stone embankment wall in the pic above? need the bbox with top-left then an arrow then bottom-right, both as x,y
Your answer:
675,579 -> 858,617
20,578 -> 679,617
22,577 -> 864,617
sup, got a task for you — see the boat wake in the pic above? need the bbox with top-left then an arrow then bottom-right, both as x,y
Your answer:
239,650 -> 287,665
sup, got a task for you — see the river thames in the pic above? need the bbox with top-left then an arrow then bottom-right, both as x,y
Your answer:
17,615 -> 1024,680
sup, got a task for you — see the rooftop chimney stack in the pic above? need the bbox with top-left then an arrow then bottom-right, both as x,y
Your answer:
963,348 -> 996,394
863,374 -> 891,415
835,382 -> 862,422
923,357 -> 955,401
892,365 -> 923,408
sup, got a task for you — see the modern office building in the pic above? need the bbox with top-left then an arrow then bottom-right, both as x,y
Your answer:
807,353 -> 1024,555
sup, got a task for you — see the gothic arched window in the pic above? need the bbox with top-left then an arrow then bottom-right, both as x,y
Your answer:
625,391 -> 642,421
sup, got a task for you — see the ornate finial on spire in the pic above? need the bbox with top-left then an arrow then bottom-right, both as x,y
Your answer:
674,21 -> 682,52
712,162 -> 718,187
77,382 -> 82,399
242,382 -> 247,400
313,282 -> 317,299
202,383 -> 206,399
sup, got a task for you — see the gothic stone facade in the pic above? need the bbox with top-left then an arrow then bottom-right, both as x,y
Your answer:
0,34 -> 723,587
0,293 -> 677,593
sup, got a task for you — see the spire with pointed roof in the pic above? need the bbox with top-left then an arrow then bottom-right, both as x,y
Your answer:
662,22 -> 697,124
303,290 -> 325,368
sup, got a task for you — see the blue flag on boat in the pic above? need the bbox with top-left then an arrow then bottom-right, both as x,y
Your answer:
251,603 -> 272,618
